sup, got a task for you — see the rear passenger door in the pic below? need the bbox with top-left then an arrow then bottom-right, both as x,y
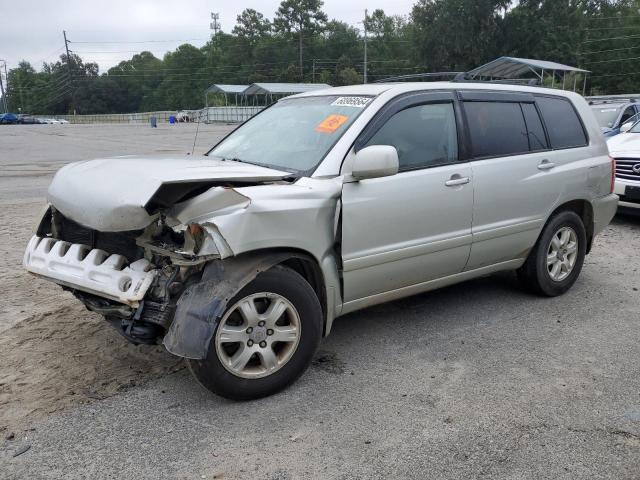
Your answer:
461,91 -> 589,270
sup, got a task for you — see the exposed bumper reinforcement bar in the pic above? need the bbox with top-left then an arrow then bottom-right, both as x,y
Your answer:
23,235 -> 157,306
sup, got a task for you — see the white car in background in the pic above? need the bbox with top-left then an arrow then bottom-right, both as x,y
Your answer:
607,122 -> 640,213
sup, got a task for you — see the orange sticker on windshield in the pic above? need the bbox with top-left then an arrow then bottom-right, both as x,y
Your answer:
315,114 -> 349,133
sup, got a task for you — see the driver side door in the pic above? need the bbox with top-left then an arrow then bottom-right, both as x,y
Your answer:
340,92 -> 473,310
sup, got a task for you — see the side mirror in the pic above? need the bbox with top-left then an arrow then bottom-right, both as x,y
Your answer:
351,145 -> 399,180
620,121 -> 634,133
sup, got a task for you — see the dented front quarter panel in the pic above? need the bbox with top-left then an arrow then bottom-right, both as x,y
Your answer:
171,177 -> 343,260
164,177 -> 344,359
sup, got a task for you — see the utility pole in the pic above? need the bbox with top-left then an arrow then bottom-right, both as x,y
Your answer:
299,31 -> 304,81
63,30 -> 76,115
363,9 -> 368,84
0,60 -> 7,113
210,13 -> 221,38
312,59 -> 316,83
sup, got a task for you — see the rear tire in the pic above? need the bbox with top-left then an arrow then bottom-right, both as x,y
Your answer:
517,211 -> 587,297
187,265 -> 322,400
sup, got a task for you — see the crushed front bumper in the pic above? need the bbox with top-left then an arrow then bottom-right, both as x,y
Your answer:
23,235 -> 157,306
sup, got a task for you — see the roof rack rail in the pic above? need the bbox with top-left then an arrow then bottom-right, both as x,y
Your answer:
373,72 -> 462,83
451,74 -> 541,86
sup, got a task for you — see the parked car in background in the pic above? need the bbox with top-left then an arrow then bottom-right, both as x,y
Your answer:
17,115 -> 39,124
607,123 -> 640,213
176,110 -> 191,122
23,83 -> 617,400
0,112 -> 18,124
589,100 -> 640,137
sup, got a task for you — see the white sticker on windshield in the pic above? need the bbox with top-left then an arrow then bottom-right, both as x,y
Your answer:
331,96 -> 371,108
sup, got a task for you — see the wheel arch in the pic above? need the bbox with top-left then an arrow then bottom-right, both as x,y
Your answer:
163,248 -> 333,360
548,199 -> 594,253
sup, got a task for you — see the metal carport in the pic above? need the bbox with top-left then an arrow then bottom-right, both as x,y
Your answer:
465,57 -> 590,94
205,84 -> 249,107
242,83 -> 331,105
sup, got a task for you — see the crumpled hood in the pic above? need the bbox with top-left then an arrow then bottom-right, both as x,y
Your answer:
47,154 -> 291,231
607,133 -> 640,158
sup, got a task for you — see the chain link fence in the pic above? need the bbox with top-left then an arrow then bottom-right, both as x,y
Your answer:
47,107 -> 264,125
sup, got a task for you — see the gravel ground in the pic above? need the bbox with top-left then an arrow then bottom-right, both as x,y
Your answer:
1,124 -> 639,479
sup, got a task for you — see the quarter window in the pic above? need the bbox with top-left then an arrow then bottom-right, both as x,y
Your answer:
521,103 -> 548,151
536,96 -> 588,149
364,102 -> 458,170
465,101 -> 529,158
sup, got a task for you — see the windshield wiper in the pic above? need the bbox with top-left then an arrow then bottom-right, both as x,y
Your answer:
220,156 -> 301,176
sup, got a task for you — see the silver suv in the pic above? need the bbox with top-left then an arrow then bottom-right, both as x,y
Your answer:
24,83 -> 618,399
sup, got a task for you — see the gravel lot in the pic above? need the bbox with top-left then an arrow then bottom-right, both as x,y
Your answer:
1,124 -> 639,479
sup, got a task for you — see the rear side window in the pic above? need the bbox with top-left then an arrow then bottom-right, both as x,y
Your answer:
536,96 -> 588,149
521,103 -> 548,151
465,102 -> 529,157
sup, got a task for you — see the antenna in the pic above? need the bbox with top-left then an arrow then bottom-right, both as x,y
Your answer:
210,12 -> 221,38
191,108 -> 203,155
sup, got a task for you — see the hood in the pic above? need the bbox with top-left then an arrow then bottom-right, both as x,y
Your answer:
47,155 -> 291,231
607,133 -> 640,158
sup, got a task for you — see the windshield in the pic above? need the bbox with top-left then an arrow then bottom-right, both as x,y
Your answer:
591,105 -> 622,128
208,95 -> 371,173
628,119 -> 640,133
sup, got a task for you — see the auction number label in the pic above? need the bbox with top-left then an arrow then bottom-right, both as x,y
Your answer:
331,96 -> 371,108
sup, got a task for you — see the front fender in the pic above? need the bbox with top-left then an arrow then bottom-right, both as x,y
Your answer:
163,251 -> 312,359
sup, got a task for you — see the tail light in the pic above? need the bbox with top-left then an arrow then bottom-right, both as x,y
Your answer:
610,156 -> 616,193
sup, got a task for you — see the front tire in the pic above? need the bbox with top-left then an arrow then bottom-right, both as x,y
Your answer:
187,265 -> 322,400
517,210 -> 587,297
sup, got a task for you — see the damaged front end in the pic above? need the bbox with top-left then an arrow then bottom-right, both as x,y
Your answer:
24,206 -> 214,345
24,155 -> 342,358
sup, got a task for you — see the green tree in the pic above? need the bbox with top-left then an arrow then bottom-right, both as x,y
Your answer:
233,9 -> 272,42
411,0 -> 510,71
274,0 -> 328,79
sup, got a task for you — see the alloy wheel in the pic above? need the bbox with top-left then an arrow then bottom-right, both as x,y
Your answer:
546,226 -> 578,282
214,292 -> 301,379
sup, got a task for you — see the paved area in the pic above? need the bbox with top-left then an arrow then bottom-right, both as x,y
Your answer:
1,124 -> 639,479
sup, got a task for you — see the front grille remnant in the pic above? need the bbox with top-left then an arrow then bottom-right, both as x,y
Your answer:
614,158 -> 640,182
55,212 -> 143,262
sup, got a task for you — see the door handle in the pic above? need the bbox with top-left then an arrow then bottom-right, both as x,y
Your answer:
445,175 -> 471,187
538,160 -> 556,170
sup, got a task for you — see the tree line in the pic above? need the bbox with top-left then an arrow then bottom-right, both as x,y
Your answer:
5,0 -> 640,115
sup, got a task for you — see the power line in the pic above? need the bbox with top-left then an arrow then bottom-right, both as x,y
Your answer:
583,55 -> 640,65
590,70 -> 640,78
579,45 -> 640,55
583,33 -> 640,43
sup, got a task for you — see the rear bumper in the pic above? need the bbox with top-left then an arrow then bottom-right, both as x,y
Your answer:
23,235 -> 157,306
592,194 -> 619,236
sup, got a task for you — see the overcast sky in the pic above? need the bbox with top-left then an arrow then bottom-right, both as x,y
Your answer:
1,0 -> 417,73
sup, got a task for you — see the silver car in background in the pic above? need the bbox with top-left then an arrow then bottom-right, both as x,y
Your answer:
23,83 -> 618,399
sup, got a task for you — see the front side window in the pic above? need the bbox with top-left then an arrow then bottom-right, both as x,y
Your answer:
465,101 -> 529,158
537,96 -> 588,149
620,106 -> 636,125
364,102 -> 459,170
209,95 -> 370,174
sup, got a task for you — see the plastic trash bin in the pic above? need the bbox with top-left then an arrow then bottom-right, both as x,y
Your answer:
169,115 -> 176,124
